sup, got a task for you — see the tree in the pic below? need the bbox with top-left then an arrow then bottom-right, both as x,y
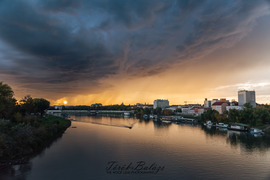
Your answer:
33,98 -> 50,115
0,82 -> 16,119
254,107 -> 270,125
153,107 -> 162,115
20,95 -> 35,115
244,103 -> 253,109
228,109 -> 241,123
144,108 -> 151,115
240,103 -> 254,125
201,109 -> 219,122
163,109 -> 173,116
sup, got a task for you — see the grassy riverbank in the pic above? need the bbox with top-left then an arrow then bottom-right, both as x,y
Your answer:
0,115 -> 71,167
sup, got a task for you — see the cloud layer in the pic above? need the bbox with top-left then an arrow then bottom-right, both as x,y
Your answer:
0,0 -> 270,103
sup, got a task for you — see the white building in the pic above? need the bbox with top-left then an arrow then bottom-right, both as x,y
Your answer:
181,105 -> 190,114
153,99 -> 169,109
204,98 -> 212,108
226,106 -> 243,111
238,90 -> 256,107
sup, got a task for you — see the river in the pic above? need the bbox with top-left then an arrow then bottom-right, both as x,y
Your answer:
1,115 -> 270,180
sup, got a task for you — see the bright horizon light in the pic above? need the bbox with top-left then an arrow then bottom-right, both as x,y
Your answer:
64,101 -> 68,105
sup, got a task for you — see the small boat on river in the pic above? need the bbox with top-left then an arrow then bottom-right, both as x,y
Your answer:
204,120 -> 213,126
216,123 -> 228,128
250,128 -> 263,135
228,123 -> 248,132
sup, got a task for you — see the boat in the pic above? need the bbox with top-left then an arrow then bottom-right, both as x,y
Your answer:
123,112 -> 130,117
216,123 -> 228,128
228,123 -> 248,132
143,114 -> 149,119
90,111 -> 97,116
203,120 -> 213,126
250,128 -> 263,135
162,120 -> 172,124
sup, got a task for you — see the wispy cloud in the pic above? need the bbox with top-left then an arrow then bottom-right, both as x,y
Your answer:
215,82 -> 270,91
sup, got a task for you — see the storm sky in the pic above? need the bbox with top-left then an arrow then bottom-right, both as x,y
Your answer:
1,0 -> 270,105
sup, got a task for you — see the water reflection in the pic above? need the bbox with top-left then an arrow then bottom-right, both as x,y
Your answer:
2,116 -> 270,180
201,125 -> 270,152
0,134 -> 65,180
153,121 -> 172,128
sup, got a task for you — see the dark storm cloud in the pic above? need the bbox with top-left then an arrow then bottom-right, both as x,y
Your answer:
0,0 -> 269,96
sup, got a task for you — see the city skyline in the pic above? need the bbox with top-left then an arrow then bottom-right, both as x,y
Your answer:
1,1 -> 270,105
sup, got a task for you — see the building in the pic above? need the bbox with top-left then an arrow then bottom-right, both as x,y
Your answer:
238,90 -> 256,107
165,105 -> 178,112
181,105 -> 190,114
211,99 -> 220,106
204,98 -> 212,108
153,99 -> 169,109
212,102 -> 228,114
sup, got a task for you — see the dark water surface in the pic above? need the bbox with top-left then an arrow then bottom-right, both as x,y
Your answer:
1,116 -> 270,180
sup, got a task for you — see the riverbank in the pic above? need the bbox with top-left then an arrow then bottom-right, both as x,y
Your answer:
0,115 -> 71,168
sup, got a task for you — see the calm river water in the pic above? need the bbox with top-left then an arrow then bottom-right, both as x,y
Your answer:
1,115 -> 270,180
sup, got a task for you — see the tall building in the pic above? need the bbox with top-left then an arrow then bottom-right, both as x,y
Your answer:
238,90 -> 256,107
153,99 -> 169,109
204,98 -> 211,108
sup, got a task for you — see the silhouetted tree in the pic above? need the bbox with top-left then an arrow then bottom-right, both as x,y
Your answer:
20,95 -> 35,115
0,82 -> 16,119
33,98 -> 50,115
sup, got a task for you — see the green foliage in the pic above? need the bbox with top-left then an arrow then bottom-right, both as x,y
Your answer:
0,115 -> 71,161
254,107 -> 270,124
240,104 -> 255,126
0,82 -> 69,163
33,98 -> 50,115
153,107 -> 162,115
20,96 -> 50,116
0,82 -> 16,119
201,109 -> 219,122
13,112 -> 23,123
228,109 -> 241,123
143,108 -> 151,115
214,103 -> 270,127
20,95 -> 34,115
163,109 -> 173,116
244,103 -> 253,109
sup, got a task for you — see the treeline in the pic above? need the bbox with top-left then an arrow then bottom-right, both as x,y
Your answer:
0,82 -> 50,123
201,103 -> 270,127
0,82 -> 70,165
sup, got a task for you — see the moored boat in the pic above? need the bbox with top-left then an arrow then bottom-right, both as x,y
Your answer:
162,120 -> 172,124
143,114 -> 149,119
228,123 -> 248,132
204,120 -> 213,126
216,123 -> 228,128
250,128 -> 263,135
123,112 -> 130,117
